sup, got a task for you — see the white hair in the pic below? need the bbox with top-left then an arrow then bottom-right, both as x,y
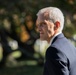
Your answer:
37,7 -> 64,32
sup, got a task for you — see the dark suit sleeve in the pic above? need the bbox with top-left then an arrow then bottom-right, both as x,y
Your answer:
43,47 -> 69,75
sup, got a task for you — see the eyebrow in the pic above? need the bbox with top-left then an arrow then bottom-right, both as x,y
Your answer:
36,21 -> 46,27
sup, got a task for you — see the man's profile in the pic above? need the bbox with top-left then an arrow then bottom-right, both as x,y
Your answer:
36,7 -> 76,75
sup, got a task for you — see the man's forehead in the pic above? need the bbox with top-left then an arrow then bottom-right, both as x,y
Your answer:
39,11 -> 49,19
37,11 -> 49,21
36,11 -> 50,26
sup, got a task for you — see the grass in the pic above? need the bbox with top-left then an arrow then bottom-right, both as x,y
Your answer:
0,60 -> 43,75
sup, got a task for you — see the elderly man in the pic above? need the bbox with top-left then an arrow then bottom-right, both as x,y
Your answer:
36,7 -> 76,75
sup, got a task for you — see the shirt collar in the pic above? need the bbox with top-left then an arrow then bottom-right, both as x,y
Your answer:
49,32 -> 62,46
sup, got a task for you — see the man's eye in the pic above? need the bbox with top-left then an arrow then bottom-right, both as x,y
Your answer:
41,23 -> 46,26
40,24 -> 45,27
37,22 -> 46,28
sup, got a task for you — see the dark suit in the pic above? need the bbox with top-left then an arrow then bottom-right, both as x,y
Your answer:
43,33 -> 76,75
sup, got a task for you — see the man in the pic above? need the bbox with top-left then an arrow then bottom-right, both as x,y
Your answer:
36,7 -> 76,75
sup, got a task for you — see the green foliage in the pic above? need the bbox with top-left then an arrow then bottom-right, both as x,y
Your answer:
1,1 -> 76,48
0,1 -> 76,30
0,64 -> 43,75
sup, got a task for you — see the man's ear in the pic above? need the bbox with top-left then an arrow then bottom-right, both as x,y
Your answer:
54,21 -> 60,30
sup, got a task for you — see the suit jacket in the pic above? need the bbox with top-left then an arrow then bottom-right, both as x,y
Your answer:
43,33 -> 76,75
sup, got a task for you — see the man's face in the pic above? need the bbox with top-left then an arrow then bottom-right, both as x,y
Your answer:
36,14 -> 55,42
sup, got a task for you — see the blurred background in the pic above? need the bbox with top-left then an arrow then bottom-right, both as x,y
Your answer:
0,0 -> 76,75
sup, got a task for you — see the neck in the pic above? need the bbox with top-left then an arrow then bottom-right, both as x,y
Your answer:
48,31 -> 62,44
